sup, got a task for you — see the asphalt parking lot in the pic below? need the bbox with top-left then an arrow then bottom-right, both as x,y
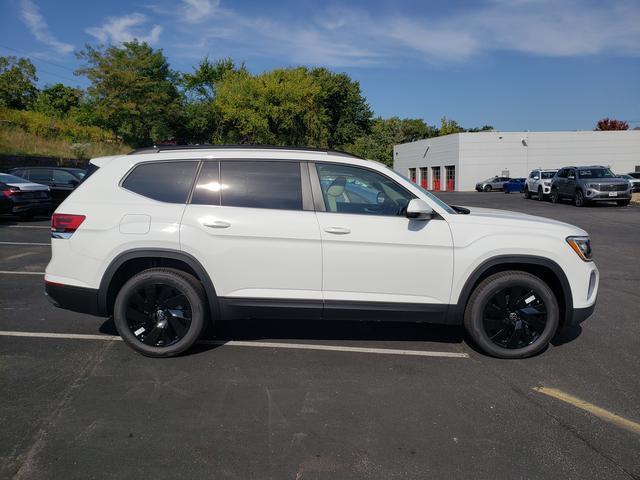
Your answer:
1,193 -> 639,480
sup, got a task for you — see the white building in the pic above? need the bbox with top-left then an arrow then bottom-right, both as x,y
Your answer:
393,130 -> 640,191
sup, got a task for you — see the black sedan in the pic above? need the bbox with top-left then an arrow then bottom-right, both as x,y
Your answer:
9,166 -> 85,207
0,173 -> 52,218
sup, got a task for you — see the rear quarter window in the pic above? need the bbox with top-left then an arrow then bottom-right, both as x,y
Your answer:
122,161 -> 199,203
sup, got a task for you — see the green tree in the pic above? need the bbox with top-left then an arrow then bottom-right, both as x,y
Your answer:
466,124 -> 494,132
213,67 -> 329,146
0,56 -> 38,109
75,41 -> 181,146
438,116 -> 464,136
179,57 -> 245,143
345,117 -> 437,166
33,83 -> 82,117
310,67 -> 372,148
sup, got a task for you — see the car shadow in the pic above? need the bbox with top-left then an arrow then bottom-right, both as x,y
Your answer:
99,317 -> 466,356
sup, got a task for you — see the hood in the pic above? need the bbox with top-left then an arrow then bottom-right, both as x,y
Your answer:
453,206 -> 587,236
584,178 -> 629,185
5,181 -> 50,191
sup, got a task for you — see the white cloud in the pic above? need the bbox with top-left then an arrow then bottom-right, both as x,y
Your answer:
152,0 -> 640,67
19,0 -> 74,55
181,0 -> 220,23
86,13 -> 163,45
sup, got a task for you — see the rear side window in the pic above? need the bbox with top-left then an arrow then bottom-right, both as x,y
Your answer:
220,161 -> 302,210
29,169 -> 52,182
191,161 -> 220,205
122,161 -> 198,203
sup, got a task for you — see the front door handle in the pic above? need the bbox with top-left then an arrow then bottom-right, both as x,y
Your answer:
324,226 -> 351,235
203,220 -> 231,229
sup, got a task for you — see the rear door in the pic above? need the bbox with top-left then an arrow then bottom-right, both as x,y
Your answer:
180,160 -> 322,315
565,168 -> 577,196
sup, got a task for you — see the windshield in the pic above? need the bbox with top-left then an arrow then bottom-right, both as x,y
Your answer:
541,171 -> 556,179
484,177 -> 498,182
386,167 -> 457,214
0,173 -> 30,183
619,174 -> 631,179
577,168 -> 615,179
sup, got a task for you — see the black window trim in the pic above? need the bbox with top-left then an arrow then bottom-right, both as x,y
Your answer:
310,161 -> 417,218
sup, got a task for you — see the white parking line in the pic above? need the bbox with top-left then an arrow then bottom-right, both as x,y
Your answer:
6,225 -> 50,229
0,270 -> 45,275
0,330 -> 469,358
0,241 -> 49,246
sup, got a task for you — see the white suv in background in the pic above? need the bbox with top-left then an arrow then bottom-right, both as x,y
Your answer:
524,169 -> 557,200
46,146 -> 598,359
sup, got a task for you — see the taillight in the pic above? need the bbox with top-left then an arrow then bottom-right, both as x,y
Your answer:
2,188 -> 18,197
51,213 -> 85,239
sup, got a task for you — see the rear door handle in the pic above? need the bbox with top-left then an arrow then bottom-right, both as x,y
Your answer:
203,220 -> 231,229
324,226 -> 351,235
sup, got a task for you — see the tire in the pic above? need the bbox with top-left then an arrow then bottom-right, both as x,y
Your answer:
537,187 -> 545,201
464,271 -> 559,359
574,189 -> 586,207
523,187 -> 531,199
616,200 -> 630,207
551,188 -> 559,204
113,268 -> 208,357
483,185 -> 492,192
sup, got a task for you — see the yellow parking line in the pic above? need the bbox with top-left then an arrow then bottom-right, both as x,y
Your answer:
534,386 -> 640,435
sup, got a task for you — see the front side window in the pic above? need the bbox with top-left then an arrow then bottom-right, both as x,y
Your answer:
316,163 -> 413,216
53,170 -> 78,184
220,161 -> 302,210
122,161 -> 198,203
28,169 -> 52,182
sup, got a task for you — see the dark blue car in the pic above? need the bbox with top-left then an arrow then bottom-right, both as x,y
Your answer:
503,178 -> 526,193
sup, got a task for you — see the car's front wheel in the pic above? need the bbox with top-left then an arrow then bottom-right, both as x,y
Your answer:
483,185 -> 492,192
551,188 -> 560,203
537,187 -> 545,201
574,190 -> 586,207
464,271 -> 559,359
113,268 -> 208,357
523,186 -> 531,199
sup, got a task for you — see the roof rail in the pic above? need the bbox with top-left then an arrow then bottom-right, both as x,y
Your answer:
127,144 -> 363,159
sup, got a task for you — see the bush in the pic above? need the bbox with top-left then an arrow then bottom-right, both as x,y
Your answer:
0,107 -> 116,143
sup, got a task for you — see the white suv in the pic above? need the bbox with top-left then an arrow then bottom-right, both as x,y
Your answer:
524,169 -> 557,200
45,146 -> 598,358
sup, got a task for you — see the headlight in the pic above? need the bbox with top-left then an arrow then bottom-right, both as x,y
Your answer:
566,236 -> 592,262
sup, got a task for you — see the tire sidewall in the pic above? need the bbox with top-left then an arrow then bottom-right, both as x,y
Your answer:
114,270 -> 206,357
575,190 -> 584,207
464,273 -> 559,359
551,188 -> 559,203
537,187 -> 544,201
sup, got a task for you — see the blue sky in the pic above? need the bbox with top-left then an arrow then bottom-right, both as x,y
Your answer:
1,0 -> 639,131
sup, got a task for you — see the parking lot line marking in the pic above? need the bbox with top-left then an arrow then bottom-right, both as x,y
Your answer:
534,387 -> 640,435
0,330 -> 469,358
0,270 -> 45,275
6,225 -> 50,229
0,241 -> 49,246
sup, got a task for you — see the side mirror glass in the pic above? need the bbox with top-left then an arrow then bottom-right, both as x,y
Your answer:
534,176 -> 539,180
406,198 -> 433,220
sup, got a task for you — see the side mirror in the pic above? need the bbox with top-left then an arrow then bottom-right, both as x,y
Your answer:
406,198 -> 433,220
534,176 -> 539,180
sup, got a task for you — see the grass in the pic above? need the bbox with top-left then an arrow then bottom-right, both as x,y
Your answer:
0,126 -> 131,160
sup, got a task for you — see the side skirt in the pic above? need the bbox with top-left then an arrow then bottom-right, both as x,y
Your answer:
218,297 -> 456,324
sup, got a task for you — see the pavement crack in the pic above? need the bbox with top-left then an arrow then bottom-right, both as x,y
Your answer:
10,340 -> 114,480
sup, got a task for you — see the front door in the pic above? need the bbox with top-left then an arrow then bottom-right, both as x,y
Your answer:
180,160 -> 322,316
312,162 -> 454,320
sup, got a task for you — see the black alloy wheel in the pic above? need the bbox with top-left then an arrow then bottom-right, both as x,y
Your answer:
125,282 -> 192,348
575,190 -> 585,207
523,187 -> 531,199
551,188 -> 559,203
114,268 -> 207,357
484,185 -> 492,192
482,285 -> 547,350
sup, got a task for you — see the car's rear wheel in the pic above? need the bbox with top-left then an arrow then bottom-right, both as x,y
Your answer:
113,268 -> 207,357
523,186 -> 530,199
464,271 -> 559,359
483,185 -> 492,192
551,188 -> 559,203
574,190 -> 586,207
537,187 -> 544,201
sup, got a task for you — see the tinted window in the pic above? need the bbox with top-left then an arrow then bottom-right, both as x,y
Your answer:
0,173 -> 30,184
11,169 -> 25,178
220,161 -> 302,210
577,168 -> 615,179
191,161 -> 220,205
316,163 -> 413,216
53,170 -> 78,184
541,171 -> 556,179
122,161 -> 198,203
28,169 -> 52,182
529,171 -> 536,178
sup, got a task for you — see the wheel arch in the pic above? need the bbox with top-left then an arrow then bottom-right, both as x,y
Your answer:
450,255 -> 573,328
98,249 -> 219,319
